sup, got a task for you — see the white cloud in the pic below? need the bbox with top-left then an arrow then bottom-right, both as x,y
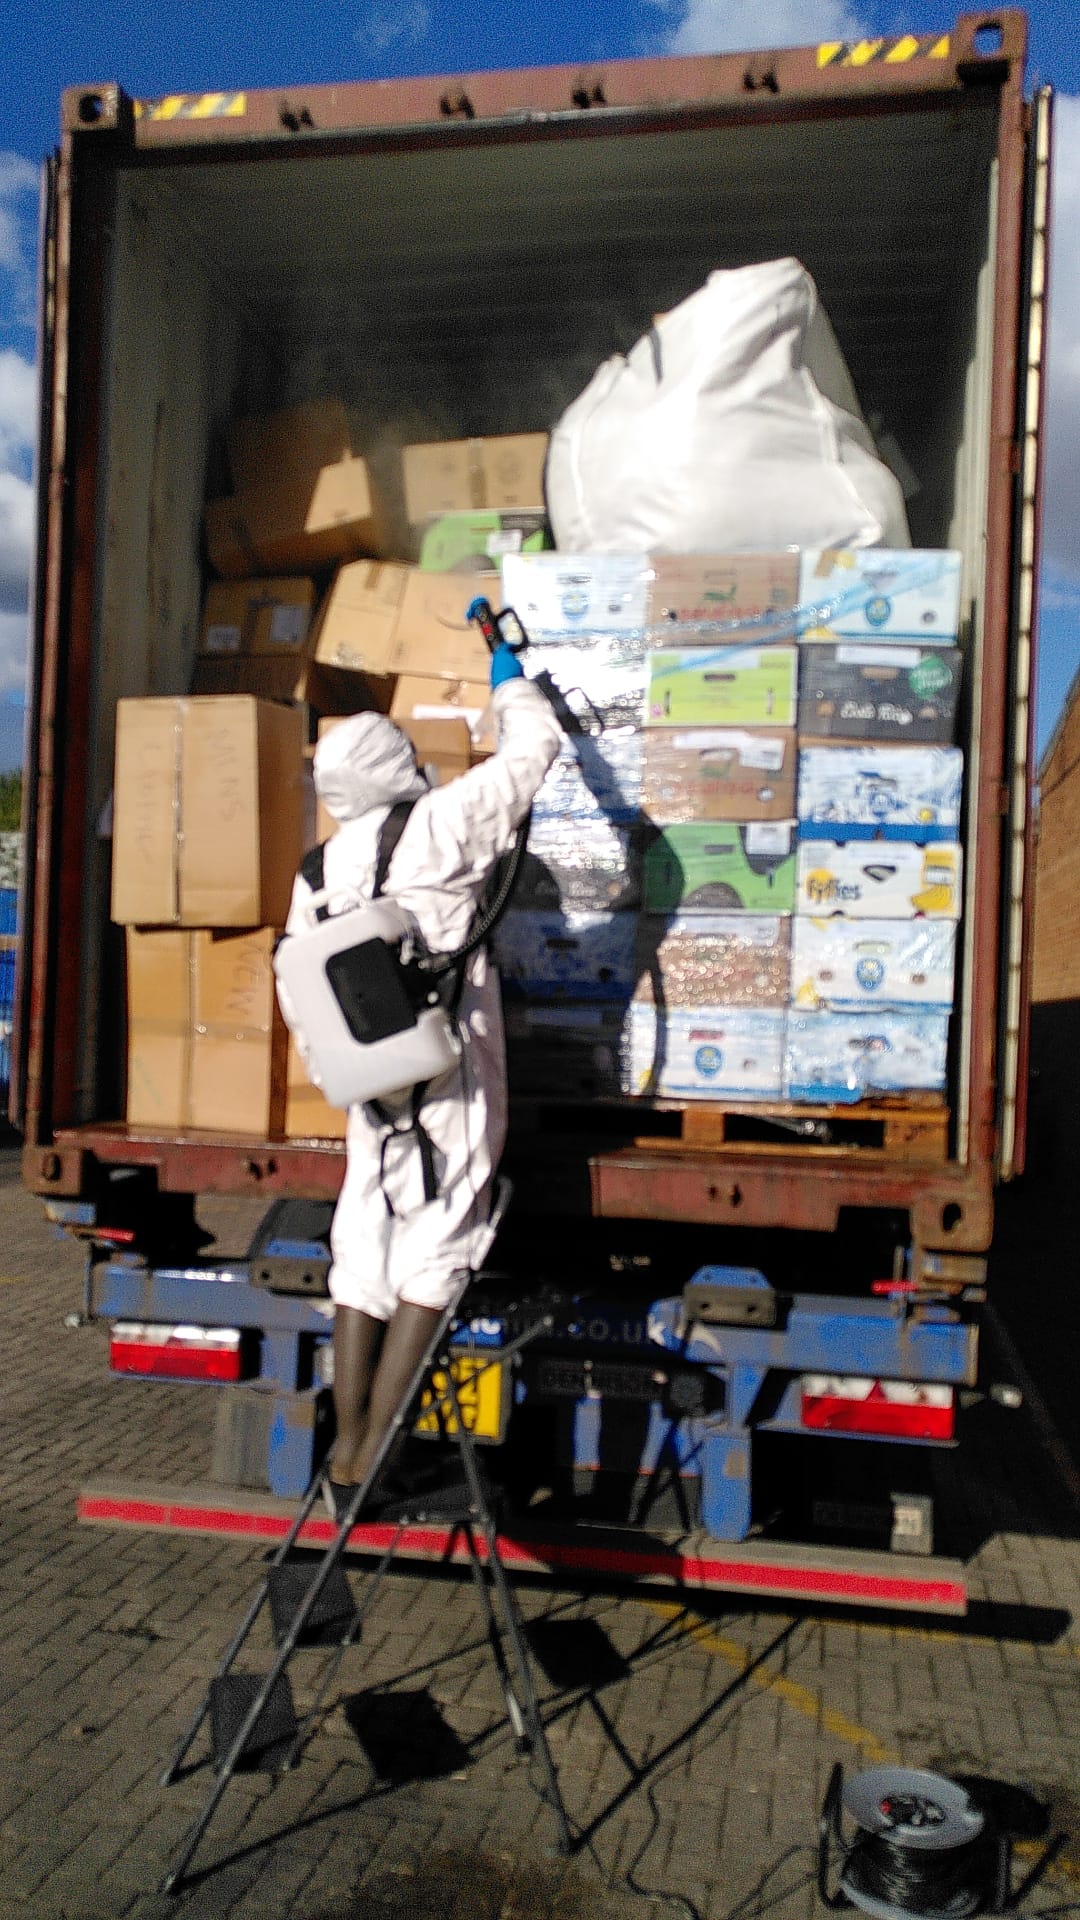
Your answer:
0,468 -> 33,617
655,0 -> 866,57
0,350 -> 35,472
0,152 -> 37,292
1044,96 -> 1080,584
358,0 -> 431,54
0,613 -> 29,701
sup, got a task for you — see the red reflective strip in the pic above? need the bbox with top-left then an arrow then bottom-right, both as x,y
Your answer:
802,1394 -> 954,1439
109,1342 -> 242,1382
75,1492 -> 967,1611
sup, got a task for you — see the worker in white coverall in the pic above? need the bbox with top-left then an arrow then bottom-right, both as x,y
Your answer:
288,643 -> 561,1515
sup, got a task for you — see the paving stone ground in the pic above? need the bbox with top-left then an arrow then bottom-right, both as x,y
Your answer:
0,1146 -> 1079,1920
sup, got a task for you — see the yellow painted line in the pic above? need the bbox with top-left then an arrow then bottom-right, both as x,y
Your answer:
930,36 -> 951,59
817,42 -> 844,67
151,96 -> 186,121
846,39 -> 885,66
641,1598 -> 1080,1889
0,1274 -> 30,1285
189,93 -> 227,119
885,35 -> 921,62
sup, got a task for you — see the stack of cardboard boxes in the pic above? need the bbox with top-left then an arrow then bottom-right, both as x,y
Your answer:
112,393 -> 967,1127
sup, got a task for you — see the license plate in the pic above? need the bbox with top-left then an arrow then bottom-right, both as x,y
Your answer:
414,1356 -> 507,1445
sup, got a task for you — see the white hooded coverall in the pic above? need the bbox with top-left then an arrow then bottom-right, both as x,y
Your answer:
286,678 -> 561,1322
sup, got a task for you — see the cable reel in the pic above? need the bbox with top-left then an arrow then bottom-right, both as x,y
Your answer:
818,1765 -> 1009,1920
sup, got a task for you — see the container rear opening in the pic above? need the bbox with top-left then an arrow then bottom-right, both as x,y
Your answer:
77,91 -> 1003,1138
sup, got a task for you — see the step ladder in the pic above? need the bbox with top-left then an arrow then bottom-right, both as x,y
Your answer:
157,1191 -> 573,1894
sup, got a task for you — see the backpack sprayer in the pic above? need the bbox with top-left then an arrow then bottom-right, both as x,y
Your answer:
273,598 -> 543,1110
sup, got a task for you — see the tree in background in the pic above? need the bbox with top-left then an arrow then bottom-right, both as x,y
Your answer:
0,774 -> 22,834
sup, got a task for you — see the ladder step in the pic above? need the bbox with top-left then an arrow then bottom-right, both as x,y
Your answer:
209,1672 -> 298,1773
267,1559 -> 359,1647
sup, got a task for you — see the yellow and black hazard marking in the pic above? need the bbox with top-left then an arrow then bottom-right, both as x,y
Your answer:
817,34 -> 950,68
134,93 -> 247,122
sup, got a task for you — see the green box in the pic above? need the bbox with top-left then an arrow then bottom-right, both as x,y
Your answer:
643,821 -> 796,913
646,645 -> 797,727
418,511 -> 550,572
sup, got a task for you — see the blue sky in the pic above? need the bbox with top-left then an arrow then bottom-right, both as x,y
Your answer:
1,2 -> 1079,772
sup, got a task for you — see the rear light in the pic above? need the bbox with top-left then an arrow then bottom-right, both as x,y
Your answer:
110,1322 -> 243,1382
801,1375 -> 954,1440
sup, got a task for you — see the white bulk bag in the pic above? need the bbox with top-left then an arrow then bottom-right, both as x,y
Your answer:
546,258 -> 910,555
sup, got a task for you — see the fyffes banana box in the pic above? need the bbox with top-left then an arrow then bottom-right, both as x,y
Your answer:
797,745 -> 963,840
784,1009 -> 950,1101
645,645 -> 797,728
791,917 -> 957,1008
796,841 -> 962,919
798,549 -> 962,644
627,1004 -> 784,1099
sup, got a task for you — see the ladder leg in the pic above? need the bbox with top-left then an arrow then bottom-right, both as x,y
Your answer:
279,1525 -> 406,1772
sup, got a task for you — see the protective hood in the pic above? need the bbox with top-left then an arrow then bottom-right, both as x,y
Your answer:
313,712 -> 428,823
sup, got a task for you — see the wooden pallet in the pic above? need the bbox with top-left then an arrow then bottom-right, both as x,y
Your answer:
510,1091 -> 950,1163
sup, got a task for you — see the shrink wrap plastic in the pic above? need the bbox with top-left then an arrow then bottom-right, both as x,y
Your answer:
505,1003 -> 632,1099
795,840 -> 962,919
546,260 -> 910,555
635,914 -> 791,1008
797,746 -> 963,841
628,1004 -> 785,1099
532,730 -> 643,823
492,909 -> 638,1001
784,1009 -> 949,1101
518,815 -> 641,912
791,917 -> 957,1009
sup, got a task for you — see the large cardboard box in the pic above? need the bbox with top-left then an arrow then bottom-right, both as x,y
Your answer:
641,727 -> 796,823
798,645 -> 962,743
284,1036 -> 348,1140
791,917 -> 957,1009
501,553 -> 649,637
634,914 -> 791,1008
645,646 -> 798,728
627,1004 -> 785,1100
398,716 -> 474,788
795,840 -> 963,919
390,674 -> 491,740
111,696 -> 304,927
797,745 -> 963,841
504,1003 -> 631,1100
188,928 -> 288,1134
531,732 -> 643,824
403,433 -> 548,523
200,578 -> 315,658
492,909 -> 638,1002
309,560 -> 410,675
784,1008 -> 950,1102
643,821 -> 796,915
418,510 -> 550,573
390,570 -> 495,679
205,457 -> 390,578
798,548 -> 963,644
647,554 -> 799,635
527,641 -> 650,731
125,930 -> 191,1130
125,928 -> 289,1134
190,653 -> 392,721
518,815 -> 641,913
226,399 -> 353,492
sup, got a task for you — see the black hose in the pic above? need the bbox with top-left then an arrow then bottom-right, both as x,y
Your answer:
842,1824 -> 1001,1917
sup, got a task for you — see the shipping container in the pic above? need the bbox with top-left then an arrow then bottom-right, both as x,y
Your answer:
19,13 -> 1050,1609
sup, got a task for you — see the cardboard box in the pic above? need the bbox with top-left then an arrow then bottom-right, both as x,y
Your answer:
627,1004 -> 785,1100
403,433 -> 548,522
645,646 -> 798,728
125,930 -> 192,1130
188,929 -> 288,1133
647,554 -> 799,636
798,548 -> 963,644
643,821 -> 796,915
309,560 -> 410,675
504,1003 -> 631,1100
200,578 -> 315,658
798,646 -> 962,743
190,652 -> 392,720
518,816 -> 641,913
797,746 -> 963,841
525,641 -> 650,731
390,674 -> 491,741
501,553 -> 649,637
126,927 -> 289,1134
641,727 -> 796,823
205,457 -> 390,578
791,917 -> 957,1009
390,570 -> 496,679
418,511 -> 550,573
634,914 -> 791,1008
492,909 -> 638,1002
784,1008 -> 950,1102
795,841 -> 963,919
226,398 -> 353,492
111,696 -> 304,927
284,1035 -> 348,1140
399,716 -> 474,787
531,731 -> 643,824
